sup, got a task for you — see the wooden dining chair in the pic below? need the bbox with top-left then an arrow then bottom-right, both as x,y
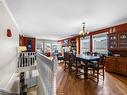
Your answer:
69,53 -> 87,78
64,52 -> 70,71
86,52 -> 91,55
93,52 -> 99,56
88,55 -> 105,83
69,53 -> 77,72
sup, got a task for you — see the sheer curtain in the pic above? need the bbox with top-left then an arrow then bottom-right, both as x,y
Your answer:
92,33 -> 108,54
80,36 -> 90,54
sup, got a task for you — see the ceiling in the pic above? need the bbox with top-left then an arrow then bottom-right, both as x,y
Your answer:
5,0 -> 127,40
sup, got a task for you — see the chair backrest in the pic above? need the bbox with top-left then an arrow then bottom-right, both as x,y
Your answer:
93,52 -> 99,56
85,52 -> 90,55
64,52 -> 70,62
98,55 -> 106,66
70,53 -> 76,64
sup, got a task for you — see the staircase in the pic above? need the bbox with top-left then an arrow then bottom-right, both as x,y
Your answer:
17,52 -> 36,73
17,52 -> 37,95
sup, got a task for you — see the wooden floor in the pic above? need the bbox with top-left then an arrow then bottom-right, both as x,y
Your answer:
56,63 -> 127,95
28,86 -> 37,95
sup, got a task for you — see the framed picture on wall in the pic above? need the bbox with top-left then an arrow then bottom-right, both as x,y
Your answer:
27,39 -> 32,51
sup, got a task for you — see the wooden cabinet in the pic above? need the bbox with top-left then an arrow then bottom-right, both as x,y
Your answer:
108,33 -> 118,50
118,32 -> 127,49
69,39 -> 77,53
108,31 -> 127,50
116,58 -> 127,75
62,38 -> 77,54
105,57 -> 127,76
105,57 -> 116,72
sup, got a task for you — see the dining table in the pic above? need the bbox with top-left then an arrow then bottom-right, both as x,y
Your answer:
76,54 -> 100,79
76,54 -> 100,62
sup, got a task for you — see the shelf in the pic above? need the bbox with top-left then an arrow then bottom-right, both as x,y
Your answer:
108,33 -> 118,50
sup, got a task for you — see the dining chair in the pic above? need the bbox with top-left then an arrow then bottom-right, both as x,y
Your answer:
86,52 -> 91,55
64,52 -> 70,71
87,55 -> 105,83
69,53 -> 77,72
93,52 -> 99,56
69,53 -> 87,78
57,53 -> 64,61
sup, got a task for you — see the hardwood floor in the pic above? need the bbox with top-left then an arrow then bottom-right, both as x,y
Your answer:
56,63 -> 127,95
27,86 -> 37,95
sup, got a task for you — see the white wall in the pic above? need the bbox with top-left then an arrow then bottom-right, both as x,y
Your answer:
0,1 -> 19,92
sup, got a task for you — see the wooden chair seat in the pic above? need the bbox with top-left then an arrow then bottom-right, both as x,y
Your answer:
88,63 -> 103,69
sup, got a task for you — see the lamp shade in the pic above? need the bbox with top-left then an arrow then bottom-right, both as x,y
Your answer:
79,30 -> 84,35
17,46 -> 27,52
79,22 -> 89,36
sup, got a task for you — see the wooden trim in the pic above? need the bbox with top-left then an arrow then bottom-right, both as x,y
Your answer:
90,34 -> 92,52
76,37 -> 80,54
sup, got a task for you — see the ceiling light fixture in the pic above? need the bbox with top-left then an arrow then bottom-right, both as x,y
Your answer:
79,22 -> 89,36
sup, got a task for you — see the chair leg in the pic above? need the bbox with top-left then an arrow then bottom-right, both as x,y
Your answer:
93,69 -> 95,75
76,67 -> 78,78
84,66 -> 88,79
103,68 -> 104,81
64,62 -> 67,71
69,64 -> 71,73
97,70 -> 99,83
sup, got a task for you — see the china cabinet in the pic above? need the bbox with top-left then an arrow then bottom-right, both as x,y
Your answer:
108,33 -> 118,50
108,31 -> 127,50
118,32 -> 127,49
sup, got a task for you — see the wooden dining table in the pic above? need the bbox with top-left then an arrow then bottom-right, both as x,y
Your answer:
76,54 -> 100,62
76,54 -> 100,79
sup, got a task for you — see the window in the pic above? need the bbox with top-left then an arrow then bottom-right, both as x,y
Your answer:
52,42 -> 59,55
44,41 -> 51,53
37,39 -> 59,55
92,33 -> 108,54
80,36 -> 90,54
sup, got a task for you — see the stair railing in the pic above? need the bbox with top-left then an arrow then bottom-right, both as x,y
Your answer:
18,52 -> 36,68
